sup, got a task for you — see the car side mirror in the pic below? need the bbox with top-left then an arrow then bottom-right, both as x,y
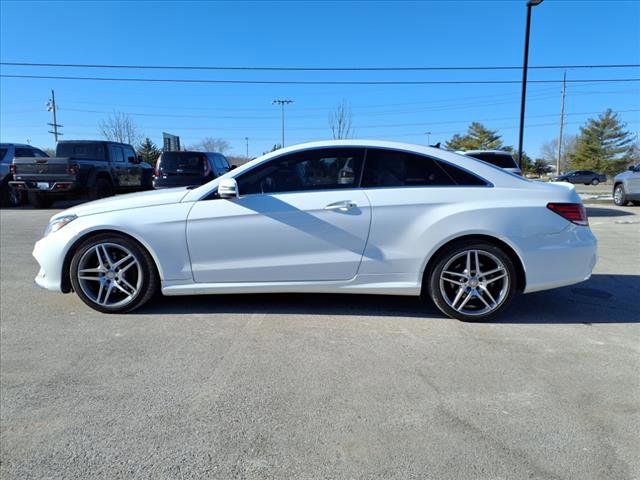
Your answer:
218,178 -> 239,199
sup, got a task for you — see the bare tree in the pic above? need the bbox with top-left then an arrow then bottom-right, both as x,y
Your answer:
329,100 -> 354,139
540,134 -> 577,173
99,111 -> 141,145
188,137 -> 231,153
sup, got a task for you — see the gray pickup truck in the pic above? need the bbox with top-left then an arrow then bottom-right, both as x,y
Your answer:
10,140 -> 153,208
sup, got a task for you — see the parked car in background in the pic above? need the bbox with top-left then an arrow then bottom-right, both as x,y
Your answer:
0,143 -> 49,207
153,151 -> 231,189
613,164 -> 640,206
456,150 -> 522,176
551,170 -> 607,185
10,140 -> 153,208
32,140 -> 597,322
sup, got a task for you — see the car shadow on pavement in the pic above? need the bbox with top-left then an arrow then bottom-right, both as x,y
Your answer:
138,274 -> 639,324
586,206 -> 635,217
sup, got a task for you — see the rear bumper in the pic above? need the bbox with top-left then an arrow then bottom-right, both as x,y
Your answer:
10,180 -> 77,193
522,225 -> 597,293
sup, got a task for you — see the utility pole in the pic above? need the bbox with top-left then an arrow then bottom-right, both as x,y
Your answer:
424,131 -> 432,145
245,136 -> 249,160
517,0 -> 544,168
272,99 -> 293,147
556,71 -> 567,175
46,89 -> 63,143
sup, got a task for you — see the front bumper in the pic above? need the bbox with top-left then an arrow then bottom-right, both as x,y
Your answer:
32,234 -> 68,292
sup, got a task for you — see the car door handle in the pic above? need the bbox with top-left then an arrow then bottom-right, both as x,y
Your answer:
324,200 -> 356,212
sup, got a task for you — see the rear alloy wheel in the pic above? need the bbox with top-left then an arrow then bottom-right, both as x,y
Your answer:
70,234 -> 158,313
613,184 -> 628,206
591,178 -> 600,186
427,242 -> 516,321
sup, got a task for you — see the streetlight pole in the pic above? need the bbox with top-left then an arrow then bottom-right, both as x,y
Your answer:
424,131 -> 432,145
517,0 -> 543,169
245,136 -> 249,160
272,99 -> 293,147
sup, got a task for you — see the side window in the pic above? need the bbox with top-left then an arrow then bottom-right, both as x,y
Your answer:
238,148 -> 364,195
362,148 -> 455,187
124,147 -> 136,163
14,147 -> 33,157
110,146 -> 124,163
215,155 -> 229,172
32,149 -> 49,158
438,161 -> 488,186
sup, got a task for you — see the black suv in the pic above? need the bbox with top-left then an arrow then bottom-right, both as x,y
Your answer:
153,151 -> 231,189
10,140 -> 153,208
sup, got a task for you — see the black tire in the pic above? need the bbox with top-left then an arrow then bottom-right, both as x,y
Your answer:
631,201 -> 640,206
88,177 -> 114,201
613,184 -> 628,206
69,233 -> 159,313
591,178 -> 599,186
0,182 -> 10,208
425,241 -> 517,321
27,191 -> 55,209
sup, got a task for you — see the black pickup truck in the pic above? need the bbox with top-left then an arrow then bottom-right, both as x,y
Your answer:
10,140 -> 153,208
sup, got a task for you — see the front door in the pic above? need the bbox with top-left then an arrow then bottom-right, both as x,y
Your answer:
186,148 -> 371,283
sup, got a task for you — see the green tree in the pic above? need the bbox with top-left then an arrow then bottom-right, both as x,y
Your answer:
137,137 -> 161,165
569,109 -> 635,175
445,123 -> 506,151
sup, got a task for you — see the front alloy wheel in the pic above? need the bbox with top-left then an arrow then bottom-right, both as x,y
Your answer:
428,242 -> 516,321
70,234 -> 158,313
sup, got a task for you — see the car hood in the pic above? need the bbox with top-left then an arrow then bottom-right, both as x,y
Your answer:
55,187 -> 191,219
614,171 -> 632,181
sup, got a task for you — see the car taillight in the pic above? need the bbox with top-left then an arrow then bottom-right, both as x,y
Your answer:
547,202 -> 588,226
67,163 -> 80,175
154,160 -> 161,177
9,163 -> 16,175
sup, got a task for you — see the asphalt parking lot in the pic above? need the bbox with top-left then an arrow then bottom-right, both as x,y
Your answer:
1,203 -> 639,479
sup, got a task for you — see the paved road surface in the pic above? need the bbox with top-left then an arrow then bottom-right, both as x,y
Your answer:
1,203 -> 639,479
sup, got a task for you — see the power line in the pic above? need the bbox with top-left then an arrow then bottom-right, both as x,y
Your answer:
1,61 -> 638,71
2,74 -> 639,85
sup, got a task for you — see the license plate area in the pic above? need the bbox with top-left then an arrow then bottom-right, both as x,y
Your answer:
37,182 -> 50,190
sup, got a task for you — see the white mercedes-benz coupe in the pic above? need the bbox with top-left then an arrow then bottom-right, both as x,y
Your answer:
32,140 -> 597,321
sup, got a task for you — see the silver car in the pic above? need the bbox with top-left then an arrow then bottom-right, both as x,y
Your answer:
613,164 -> 640,206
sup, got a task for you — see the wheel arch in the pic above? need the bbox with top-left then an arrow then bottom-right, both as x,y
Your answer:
60,228 -> 163,293
420,234 -> 527,294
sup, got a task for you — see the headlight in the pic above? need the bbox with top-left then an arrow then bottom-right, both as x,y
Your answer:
44,215 -> 77,237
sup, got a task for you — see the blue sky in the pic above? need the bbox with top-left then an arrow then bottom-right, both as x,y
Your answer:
1,0 -> 639,158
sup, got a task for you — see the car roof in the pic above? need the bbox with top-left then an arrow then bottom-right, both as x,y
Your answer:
0,143 -> 34,148
456,149 -> 514,155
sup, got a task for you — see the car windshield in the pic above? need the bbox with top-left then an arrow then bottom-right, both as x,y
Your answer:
465,152 -> 518,169
57,142 -> 107,160
160,152 -> 206,175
